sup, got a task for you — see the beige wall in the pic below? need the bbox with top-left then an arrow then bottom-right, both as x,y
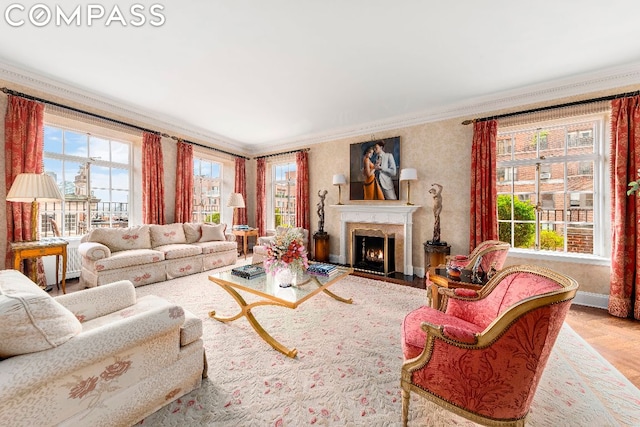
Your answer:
2,78 -> 637,302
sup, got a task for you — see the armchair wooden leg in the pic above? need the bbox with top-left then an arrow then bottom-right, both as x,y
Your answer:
401,387 -> 410,426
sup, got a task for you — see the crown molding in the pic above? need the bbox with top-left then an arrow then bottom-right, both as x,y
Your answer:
257,62 -> 640,151
0,61 -> 249,155
2,59 -> 639,157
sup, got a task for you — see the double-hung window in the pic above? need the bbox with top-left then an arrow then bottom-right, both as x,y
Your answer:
42,124 -> 132,237
496,113 -> 607,257
271,161 -> 297,228
193,157 -> 222,223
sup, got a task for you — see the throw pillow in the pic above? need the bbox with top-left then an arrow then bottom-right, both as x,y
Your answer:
199,223 -> 227,242
0,270 -> 82,358
150,223 -> 188,247
89,225 -> 152,252
183,223 -> 202,244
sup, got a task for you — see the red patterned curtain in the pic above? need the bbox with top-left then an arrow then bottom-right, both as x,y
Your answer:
234,157 -> 247,226
609,95 -> 640,320
295,151 -> 310,249
4,95 -> 46,286
142,132 -> 165,225
469,120 -> 498,252
174,140 -> 193,223
256,158 -> 266,236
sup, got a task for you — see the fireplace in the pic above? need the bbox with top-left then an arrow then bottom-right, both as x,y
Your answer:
332,204 -> 421,276
351,228 -> 396,276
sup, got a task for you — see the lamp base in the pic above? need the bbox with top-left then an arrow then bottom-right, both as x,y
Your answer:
30,200 -> 38,242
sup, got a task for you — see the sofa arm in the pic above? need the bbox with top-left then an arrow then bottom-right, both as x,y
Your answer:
0,300 -> 185,399
257,235 -> 276,246
56,280 -> 136,322
78,241 -> 111,261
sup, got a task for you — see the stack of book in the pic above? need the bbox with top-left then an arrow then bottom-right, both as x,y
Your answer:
307,263 -> 338,277
231,264 -> 266,279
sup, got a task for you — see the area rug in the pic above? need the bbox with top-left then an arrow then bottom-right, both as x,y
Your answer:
135,269 -> 640,426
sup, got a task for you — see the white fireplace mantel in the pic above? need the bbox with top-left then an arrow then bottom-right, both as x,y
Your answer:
330,204 -> 421,275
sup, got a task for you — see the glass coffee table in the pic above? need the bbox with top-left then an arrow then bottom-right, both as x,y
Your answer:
208,265 -> 353,358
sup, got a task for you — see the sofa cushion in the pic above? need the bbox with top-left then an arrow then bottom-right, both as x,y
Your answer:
183,223 -> 202,244
155,244 -> 202,260
199,223 -> 227,242
195,240 -> 238,254
150,223 -> 188,247
0,270 -> 82,358
95,249 -> 165,272
89,225 -> 152,252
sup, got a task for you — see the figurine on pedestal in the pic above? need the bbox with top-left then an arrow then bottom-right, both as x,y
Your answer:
427,183 -> 447,246
314,190 -> 330,262
316,190 -> 328,233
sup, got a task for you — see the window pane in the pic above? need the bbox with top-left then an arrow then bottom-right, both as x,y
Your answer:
89,136 -> 110,161
111,140 -> 129,164
44,126 -> 63,154
64,131 -> 88,157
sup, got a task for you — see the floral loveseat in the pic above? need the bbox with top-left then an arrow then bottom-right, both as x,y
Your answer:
0,269 -> 205,426
79,222 -> 238,288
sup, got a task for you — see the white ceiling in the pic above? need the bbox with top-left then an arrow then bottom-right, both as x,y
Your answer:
1,1 -> 640,155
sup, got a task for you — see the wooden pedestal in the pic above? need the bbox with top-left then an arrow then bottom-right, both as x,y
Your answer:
313,232 -> 330,262
424,242 -> 451,270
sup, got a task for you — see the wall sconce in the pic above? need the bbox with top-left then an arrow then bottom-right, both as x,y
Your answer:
399,168 -> 418,205
6,173 -> 63,241
332,174 -> 347,205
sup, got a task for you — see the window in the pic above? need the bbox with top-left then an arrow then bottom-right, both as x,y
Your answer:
272,161 -> 297,227
193,157 -> 222,223
43,125 -> 132,237
496,116 -> 604,255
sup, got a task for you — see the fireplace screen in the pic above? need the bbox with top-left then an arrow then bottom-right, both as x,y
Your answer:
351,228 -> 396,276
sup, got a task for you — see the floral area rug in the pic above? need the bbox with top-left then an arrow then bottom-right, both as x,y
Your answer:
135,268 -> 640,426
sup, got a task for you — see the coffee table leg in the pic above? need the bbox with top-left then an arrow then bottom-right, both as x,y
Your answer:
209,284 -> 298,358
321,288 -> 353,304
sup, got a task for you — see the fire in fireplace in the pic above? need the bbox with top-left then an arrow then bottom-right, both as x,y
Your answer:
351,228 -> 396,276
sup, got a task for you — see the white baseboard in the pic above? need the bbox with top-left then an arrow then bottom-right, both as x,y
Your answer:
572,291 -> 609,309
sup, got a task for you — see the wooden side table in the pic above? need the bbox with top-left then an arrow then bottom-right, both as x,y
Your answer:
11,237 -> 68,294
428,267 -> 482,309
232,228 -> 259,259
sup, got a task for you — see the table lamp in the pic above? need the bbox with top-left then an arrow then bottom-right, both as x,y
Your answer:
226,192 -> 245,228
332,174 -> 347,205
6,173 -> 63,241
399,168 -> 418,205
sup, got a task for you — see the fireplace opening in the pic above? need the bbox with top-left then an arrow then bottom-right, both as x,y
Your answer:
351,228 -> 396,276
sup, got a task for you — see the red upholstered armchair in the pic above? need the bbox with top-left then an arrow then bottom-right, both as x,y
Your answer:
401,264 -> 578,426
446,240 -> 510,280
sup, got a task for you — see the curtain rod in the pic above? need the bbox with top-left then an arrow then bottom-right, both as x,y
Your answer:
254,147 -> 310,160
461,89 -> 640,125
1,87 -> 249,159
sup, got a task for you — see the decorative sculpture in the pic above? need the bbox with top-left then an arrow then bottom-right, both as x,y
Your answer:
317,189 -> 328,233
428,183 -> 447,245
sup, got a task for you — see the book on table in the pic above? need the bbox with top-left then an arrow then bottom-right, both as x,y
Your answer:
231,264 -> 266,279
307,263 -> 338,277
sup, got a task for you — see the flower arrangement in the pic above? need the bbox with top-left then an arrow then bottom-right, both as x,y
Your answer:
263,228 -> 309,275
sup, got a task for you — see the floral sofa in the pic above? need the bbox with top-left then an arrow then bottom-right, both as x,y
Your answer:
0,269 -> 205,426
79,222 -> 238,288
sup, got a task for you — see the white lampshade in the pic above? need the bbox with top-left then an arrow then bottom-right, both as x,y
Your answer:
226,192 -> 245,208
399,168 -> 418,181
332,174 -> 347,185
6,173 -> 63,202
